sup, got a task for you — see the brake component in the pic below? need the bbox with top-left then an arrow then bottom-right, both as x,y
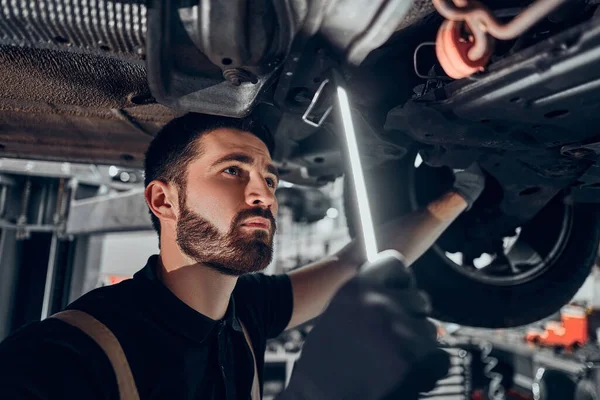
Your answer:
433,0 -> 569,79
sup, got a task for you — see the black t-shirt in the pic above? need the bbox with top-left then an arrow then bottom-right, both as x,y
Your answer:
0,255 -> 294,399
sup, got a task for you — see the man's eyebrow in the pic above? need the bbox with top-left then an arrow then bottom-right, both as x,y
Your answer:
210,152 -> 279,180
210,153 -> 254,168
267,164 -> 280,181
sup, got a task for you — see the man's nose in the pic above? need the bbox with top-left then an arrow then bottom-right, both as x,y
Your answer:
245,174 -> 276,208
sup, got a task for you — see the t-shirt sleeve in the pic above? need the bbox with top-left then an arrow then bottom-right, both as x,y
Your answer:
0,320 -> 117,400
234,273 -> 293,339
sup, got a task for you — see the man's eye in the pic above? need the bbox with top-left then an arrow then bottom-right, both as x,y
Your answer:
223,167 -> 240,176
266,178 -> 276,188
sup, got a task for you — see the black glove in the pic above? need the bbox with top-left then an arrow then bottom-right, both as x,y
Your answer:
278,250 -> 450,400
452,163 -> 486,210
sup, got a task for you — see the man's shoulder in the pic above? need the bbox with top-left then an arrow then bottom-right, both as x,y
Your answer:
0,308 -> 119,398
0,279 -> 139,356
1,279 -> 138,343
65,278 -> 154,341
68,278 -> 138,313
0,278 -> 150,399
0,316 -> 105,355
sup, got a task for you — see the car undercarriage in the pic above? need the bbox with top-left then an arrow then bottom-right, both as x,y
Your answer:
1,0 -> 600,327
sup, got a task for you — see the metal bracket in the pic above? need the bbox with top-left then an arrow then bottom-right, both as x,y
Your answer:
302,78 -> 333,128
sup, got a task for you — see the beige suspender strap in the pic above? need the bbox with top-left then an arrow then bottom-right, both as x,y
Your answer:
51,310 -> 259,400
51,310 -> 140,400
240,321 -> 261,400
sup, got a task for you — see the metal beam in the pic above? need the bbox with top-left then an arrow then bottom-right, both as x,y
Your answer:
0,229 -> 20,340
68,235 -> 104,303
66,188 -> 152,235
0,158 -> 140,191
40,235 -> 59,319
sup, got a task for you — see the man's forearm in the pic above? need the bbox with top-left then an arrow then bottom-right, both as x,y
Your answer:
379,191 -> 467,266
286,191 -> 467,329
338,191 -> 467,267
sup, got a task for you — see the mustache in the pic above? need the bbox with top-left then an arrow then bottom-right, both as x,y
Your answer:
232,208 -> 277,232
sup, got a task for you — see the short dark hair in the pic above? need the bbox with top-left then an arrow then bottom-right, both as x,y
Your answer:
144,113 -> 275,237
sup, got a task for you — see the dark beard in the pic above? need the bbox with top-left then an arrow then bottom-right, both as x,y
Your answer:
176,198 -> 276,276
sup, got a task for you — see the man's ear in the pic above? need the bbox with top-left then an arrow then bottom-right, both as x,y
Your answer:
145,180 -> 178,225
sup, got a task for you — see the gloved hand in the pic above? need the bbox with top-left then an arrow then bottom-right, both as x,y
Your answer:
452,163 -> 486,210
278,250 -> 450,400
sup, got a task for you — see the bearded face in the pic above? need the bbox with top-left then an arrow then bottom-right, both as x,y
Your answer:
176,193 -> 276,276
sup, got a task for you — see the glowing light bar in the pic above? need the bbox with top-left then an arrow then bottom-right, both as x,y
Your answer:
337,86 -> 378,263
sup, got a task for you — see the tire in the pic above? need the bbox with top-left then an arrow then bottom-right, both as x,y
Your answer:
344,151 -> 600,328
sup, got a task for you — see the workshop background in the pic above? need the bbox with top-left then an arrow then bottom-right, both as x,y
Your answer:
0,158 -> 600,400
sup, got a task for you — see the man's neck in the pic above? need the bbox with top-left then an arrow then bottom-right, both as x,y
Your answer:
157,250 -> 238,321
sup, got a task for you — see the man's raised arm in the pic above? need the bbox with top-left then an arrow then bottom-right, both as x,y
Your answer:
285,164 -> 485,329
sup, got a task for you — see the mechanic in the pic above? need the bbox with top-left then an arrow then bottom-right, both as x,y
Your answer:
0,113 -> 485,399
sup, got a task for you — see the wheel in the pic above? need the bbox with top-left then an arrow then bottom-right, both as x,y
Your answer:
344,150 -> 600,328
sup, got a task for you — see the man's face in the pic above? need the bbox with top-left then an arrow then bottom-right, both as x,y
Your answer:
175,128 -> 278,276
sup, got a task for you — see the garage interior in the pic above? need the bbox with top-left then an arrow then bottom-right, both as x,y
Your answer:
1,0 -> 600,398
0,157 -> 598,400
